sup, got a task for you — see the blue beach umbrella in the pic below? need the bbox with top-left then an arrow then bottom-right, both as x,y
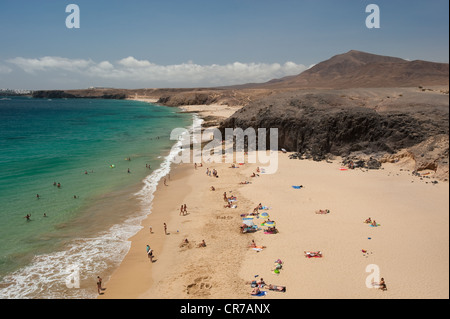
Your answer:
260,212 -> 269,218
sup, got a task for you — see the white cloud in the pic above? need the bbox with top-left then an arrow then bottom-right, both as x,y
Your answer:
0,64 -> 12,74
7,56 -> 93,74
6,56 -> 308,87
118,56 -> 153,68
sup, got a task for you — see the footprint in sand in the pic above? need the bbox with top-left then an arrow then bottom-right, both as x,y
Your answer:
186,276 -> 213,296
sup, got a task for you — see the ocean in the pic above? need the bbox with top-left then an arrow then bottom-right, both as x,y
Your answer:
0,96 -> 194,298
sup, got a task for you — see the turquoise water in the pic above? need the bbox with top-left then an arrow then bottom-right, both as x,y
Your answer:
0,97 -> 193,298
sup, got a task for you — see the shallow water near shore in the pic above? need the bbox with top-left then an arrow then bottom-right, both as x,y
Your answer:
0,97 -> 192,298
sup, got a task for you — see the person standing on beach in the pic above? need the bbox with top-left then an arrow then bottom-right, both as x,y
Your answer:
97,276 -> 103,294
164,223 -> 167,235
183,204 -> 187,215
180,205 -> 184,216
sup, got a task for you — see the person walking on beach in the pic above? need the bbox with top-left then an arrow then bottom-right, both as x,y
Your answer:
183,204 -> 187,215
164,223 -> 168,235
164,178 -> 167,186
147,245 -> 154,262
180,205 -> 184,216
97,276 -> 103,294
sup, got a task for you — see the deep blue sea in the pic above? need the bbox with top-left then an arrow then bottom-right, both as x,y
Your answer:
0,96 -> 193,298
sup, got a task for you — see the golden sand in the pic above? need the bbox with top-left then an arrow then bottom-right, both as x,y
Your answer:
99,149 -> 449,299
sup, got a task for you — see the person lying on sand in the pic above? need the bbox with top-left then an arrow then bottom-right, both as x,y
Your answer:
372,278 -> 387,291
265,226 -> 277,233
378,278 -> 387,291
224,202 -> 237,209
257,278 -> 265,287
251,287 -> 261,295
239,181 -> 250,184
197,240 -> 206,248
304,251 -> 322,258
179,238 -> 190,248
315,209 -> 330,214
267,284 -> 286,292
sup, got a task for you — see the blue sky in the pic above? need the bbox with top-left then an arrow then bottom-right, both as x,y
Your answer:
0,0 -> 448,89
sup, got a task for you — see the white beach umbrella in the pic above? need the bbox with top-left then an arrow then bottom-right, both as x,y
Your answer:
242,219 -> 255,227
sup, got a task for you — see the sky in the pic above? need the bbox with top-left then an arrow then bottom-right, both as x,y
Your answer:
0,0 -> 448,90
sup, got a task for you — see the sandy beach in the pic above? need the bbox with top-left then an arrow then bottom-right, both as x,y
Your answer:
99,133 -> 449,299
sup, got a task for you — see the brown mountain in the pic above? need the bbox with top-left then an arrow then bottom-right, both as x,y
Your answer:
233,50 -> 449,89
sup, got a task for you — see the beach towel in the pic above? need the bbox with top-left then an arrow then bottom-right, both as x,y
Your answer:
252,291 -> 267,297
370,224 -> 381,227
292,186 -> 303,189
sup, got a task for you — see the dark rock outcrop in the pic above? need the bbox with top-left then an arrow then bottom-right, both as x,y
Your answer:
32,90 -> 127,100
219,90 -> 449,163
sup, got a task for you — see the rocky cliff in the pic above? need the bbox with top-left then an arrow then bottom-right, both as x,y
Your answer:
219,88 -> 449,178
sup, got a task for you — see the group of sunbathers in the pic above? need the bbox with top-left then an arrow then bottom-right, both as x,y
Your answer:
250,274 -> 286,295
364,217 -> 379,226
